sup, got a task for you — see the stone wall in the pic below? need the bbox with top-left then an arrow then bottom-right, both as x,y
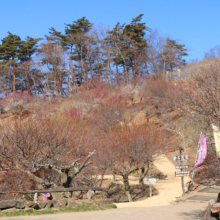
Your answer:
0,198 -> 114,213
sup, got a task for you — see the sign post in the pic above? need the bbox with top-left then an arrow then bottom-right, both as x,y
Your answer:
143,177 -> 156,197
172,147 -> 190,195
179,146 -> 185,195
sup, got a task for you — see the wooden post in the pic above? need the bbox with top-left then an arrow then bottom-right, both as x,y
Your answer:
179,145 -> 185,195
148,173 -> 152,197
34,192 -> 38,202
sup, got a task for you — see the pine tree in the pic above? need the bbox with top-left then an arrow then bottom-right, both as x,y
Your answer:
64,17 -> 93,85
0,32 -> 22,94
18,36 -> 41,94
123,14 -> 149,84
105,23 -> 126,84
160,38 -> 188,73
48,17 -> 93,92
19,36 -> 41,62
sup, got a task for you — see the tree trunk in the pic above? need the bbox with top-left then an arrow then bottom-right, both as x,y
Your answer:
89,61 -> 93,79
13,72 -> 16,94
113,171 -> 116,181
61,170 -> 71,188
115,53 -> 119,85
99,169 -> 107,187
67,65 -> 70,97
122,175 -> 132,202
139,165 -> 149,184
26,75 -> 32,96
70,47 -> 76,90
132,43 -> 138,85
139,168 -> 145,184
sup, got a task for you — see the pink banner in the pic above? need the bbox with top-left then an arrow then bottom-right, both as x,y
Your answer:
194,134 -> 207,169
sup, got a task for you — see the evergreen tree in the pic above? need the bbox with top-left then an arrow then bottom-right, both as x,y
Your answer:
49,17 -> 93,92
159,38 -> 188,73
19,36 -> 41,62
18,36 -> 41,94
0,32 -> 22,94
123,14 -> 149,84
105,23 -> 126,84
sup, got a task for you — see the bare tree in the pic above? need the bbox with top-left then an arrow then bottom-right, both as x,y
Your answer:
0,117 -> 95,189
98,124 -> 165,202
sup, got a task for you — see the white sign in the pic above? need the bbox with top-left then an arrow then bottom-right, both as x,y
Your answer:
175,171 -> 191,177
172,155 -> 190,162
175,165 -> 189,169
144,178 -> 156,185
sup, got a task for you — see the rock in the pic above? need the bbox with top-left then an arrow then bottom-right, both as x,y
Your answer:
211,202 -> 220,213
87,189 -> 95,200
52,200 -> 62,208
0,200 -> 16,209
16,201 -> 25,209
60,199 -> 67,206
85,201 -> 97,206
28,202 -> 39,209
67,201 -> 83,208
74,191 -> 83,199
1,208 -> 18,213
52,192 -> 63,200
203,200 -> 218,220
45,201 -> 52,209
24,207 -> 34,211
38,201 -> 49,209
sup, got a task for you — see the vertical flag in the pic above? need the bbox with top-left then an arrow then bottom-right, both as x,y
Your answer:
212,124 -> 220,158
194,133 -> 207,169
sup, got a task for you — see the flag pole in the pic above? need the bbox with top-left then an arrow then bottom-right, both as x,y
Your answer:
191,132 -> 202,180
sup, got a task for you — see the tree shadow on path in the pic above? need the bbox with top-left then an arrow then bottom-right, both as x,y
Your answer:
178,209 -> 206,220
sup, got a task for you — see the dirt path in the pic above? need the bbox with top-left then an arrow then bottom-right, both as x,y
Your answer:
0,203 -> 207,220
111,154 -> 191,208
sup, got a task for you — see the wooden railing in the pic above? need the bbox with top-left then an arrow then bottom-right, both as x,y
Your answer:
0,187 -> 106,201
0,187 -> 105,195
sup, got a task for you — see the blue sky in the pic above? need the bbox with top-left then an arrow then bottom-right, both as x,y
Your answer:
1,0 -> 219,62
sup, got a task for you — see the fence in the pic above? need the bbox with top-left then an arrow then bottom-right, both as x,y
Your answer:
0,187 -> 106,201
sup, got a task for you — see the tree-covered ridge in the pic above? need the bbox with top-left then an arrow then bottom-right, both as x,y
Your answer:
0,14 -> 188,97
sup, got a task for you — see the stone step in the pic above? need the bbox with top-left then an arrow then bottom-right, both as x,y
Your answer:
198,187 -> 220,194
186,195 -> 217,202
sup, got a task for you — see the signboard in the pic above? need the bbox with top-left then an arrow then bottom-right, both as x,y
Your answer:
175,171 -> 191,177
172,155 -> 190,162
212,125 -> 220,158
144,178 -> 156,185
175,165 -> 189,169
